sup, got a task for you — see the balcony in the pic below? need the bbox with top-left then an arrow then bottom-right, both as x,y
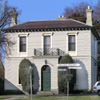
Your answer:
34,48 -> 64,56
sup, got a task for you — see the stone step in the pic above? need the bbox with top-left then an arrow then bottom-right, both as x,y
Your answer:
37,91 -> 53,95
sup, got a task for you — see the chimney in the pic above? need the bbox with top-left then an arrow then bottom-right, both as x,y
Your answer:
57,15 -> 66,20
86,6 -> 93,26
10,8 -> 18,27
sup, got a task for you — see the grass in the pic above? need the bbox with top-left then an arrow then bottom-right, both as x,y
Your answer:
0,97 -> 9,99
15,96 -> 100,100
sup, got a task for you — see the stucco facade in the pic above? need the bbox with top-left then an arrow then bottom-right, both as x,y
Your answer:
4,27 -> 98,93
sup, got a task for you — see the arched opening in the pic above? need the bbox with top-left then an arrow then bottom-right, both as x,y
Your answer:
41,65 -> 51,91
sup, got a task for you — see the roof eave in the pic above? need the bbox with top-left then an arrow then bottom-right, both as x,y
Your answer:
91,27 -> 100,40
2,26 -> 92,33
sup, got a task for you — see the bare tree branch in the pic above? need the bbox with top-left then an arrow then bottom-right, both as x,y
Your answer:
0,1 -> 20,58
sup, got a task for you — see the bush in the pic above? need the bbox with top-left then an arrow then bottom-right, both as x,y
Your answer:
58,54 -> 76,94
72,90 -> 92,94
0,90 -> 23,95
19,58 -> 34,94
0,79 -> 4,94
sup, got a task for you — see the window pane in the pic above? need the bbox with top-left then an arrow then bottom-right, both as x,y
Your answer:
97,83 -> 100,86
20,36 -> 26,52
69,35 -> 75,43
68,35 -> 75,51
44,36 -> 50,46
69,43 -> 75,51
44,36 -> 51,55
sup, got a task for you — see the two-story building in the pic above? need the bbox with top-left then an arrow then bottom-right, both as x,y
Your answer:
3,6 -> 100,94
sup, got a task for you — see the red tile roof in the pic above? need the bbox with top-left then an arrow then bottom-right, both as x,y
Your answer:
4,19 -> 92,30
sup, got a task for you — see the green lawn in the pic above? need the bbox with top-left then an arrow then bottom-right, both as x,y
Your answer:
0,97 -> 9,99
16,96 -> 100,100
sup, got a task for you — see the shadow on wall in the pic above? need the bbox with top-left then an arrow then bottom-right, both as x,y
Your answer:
74,59 -> 88,90
33,63 -> 40,93
4,79 -> 24,94
4,63 -> 40,94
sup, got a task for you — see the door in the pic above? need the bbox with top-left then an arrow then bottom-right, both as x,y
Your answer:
41,65 -> 51,91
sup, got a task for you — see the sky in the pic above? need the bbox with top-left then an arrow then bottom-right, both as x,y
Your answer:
1,0 -> 99,65
7,0 -> 98,24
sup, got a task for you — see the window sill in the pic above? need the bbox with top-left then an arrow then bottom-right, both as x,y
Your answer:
18,52 -> 28,57
68,51 -> 77,56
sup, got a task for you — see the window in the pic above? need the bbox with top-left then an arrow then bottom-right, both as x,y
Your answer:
19,36 -> 26,52
19,75 -> 21,84
97,82 -> 100,86
68,35 -> 75,51
44,35 -> 51,55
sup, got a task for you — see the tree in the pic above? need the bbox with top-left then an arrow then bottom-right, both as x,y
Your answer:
63,1 -> 100,26
93,0 -> 100,22
58,55 -> 76,94
19,59 -> 34,93
63,2 -> 88,23
93,0 -> 100,32
0,0 -> 19,58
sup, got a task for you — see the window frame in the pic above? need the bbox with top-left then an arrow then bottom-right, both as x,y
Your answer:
66,32 -> 78,56
42,32 -> 53,55
44,35 -> 51,55
19,36 -> 26,52
68,35 -> 76,51
18,33 -> 28,57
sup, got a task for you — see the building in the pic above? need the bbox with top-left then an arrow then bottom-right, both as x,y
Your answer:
3,6 -> 99,94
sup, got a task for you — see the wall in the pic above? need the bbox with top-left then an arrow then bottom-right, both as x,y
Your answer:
5,57 -> 58,93
5,29 -> 97,92
91,32 -> 97,60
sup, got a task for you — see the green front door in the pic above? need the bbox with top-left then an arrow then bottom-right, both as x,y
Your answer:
41,65 -> 51,91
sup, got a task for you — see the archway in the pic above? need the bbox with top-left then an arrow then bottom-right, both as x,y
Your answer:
41,65 -> 51,91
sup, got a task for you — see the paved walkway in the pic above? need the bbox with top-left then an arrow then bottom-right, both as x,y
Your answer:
0,95 -> 28,100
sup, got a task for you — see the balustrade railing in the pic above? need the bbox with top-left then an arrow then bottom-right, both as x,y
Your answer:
34,48 -> 62,56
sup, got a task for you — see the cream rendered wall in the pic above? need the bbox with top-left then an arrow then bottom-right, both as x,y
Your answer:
91,32 -> 98,88
91,58 -> 97,89
5,30 -> 91,58
5,29 -> 96,92
73,57 -> 91,90
5,57 -> 58,93
91,32 -> 97,60
33,57 -> 58,93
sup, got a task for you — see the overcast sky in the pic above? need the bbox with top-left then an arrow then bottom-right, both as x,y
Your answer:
7,0 -> 98,23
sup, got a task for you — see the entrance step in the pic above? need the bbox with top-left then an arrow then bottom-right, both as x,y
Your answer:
37,91 -> 53,95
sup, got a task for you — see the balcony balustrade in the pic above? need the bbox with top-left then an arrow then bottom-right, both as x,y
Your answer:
34,48 -> 63,56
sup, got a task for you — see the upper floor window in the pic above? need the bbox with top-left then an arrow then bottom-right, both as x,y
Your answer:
19,36 -> 26,52
44,35 -> 51,55
68,35 -> 75,51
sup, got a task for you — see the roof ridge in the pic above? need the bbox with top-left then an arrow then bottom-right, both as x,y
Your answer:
70,19 -> 92,27
7,19 -> 72,28
24,19 -> 71,22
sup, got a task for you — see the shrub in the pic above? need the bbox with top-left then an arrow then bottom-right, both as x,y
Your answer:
19,58 -> 34,94
1,90 -> 23,95
0,79 -> 4,94
58,54 -> 76,94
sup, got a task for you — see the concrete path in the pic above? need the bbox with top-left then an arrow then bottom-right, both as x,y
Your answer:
0,95 -> 28,100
